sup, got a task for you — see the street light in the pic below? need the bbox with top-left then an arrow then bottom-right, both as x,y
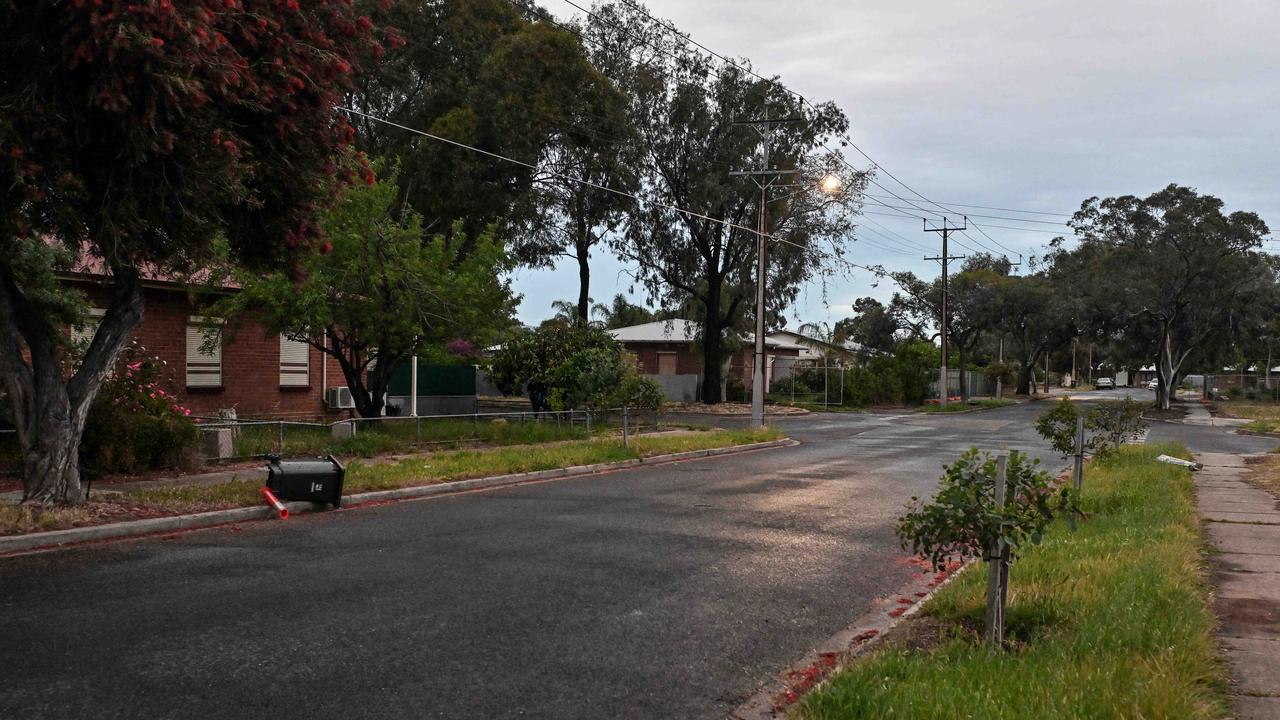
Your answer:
745,172 -> 847,430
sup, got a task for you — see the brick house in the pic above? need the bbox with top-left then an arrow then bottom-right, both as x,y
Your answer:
63,265 -> 348,420
609,319 -> 801,401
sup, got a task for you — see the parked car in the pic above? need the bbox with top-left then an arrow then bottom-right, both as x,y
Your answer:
1147,379 -> 1160,390
1096,378 -> 1115,390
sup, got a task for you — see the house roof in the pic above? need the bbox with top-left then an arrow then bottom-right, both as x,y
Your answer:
610,319 -> 801,349
769,329 -> 868,354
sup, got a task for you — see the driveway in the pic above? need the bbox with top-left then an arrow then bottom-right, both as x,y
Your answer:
0,404 -> 1125,719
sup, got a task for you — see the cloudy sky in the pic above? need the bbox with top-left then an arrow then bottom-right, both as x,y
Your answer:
512,0 -> 1280,327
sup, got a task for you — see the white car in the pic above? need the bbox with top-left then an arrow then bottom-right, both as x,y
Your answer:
1147,379 -> 1160,390
1095,378 -> 1115,390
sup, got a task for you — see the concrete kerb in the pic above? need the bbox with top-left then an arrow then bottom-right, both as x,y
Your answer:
0,438 -> 799,557
730,558 -> 978,720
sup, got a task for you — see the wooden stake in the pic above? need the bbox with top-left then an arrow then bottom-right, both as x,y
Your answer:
985,453 -> 1009,648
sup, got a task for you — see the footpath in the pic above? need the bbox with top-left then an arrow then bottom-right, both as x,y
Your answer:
1194,452 -> 1280,719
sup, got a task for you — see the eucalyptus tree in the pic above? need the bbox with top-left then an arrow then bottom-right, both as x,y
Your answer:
1066,184 -> 1271,409
584,2 -> 867,403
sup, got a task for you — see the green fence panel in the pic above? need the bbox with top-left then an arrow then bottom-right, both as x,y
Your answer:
388,363 -> 477,397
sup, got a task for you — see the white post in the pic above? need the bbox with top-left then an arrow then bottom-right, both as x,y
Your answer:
410,354 -> 418,417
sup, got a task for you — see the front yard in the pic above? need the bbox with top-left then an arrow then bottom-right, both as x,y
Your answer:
1212,400 -> 1280,434
792,443 -> 1227,719
0,427 -> 783,537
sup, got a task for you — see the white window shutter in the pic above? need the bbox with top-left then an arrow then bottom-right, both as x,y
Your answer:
279,335 -> 310,387
186,317 -> 222,387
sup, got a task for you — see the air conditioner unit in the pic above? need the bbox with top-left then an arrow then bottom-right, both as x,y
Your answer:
326,386 -> 355,409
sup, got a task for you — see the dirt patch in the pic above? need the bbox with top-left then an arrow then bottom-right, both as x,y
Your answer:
664,402 -> 810,416
1245,456 -> 1280,497
1144,405 -> 1188,421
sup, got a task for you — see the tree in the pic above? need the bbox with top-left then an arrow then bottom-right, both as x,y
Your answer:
835,297 -> 901,354
0,1 -> 383,504
221,166 -> 517,418
1066,185 -> 1270,409
589,2 -> 866,403
488,323 -> 619,405
507,13 -> 640,324
887,255 -> 1006,400
592,294 -> 656,329
348,0 -> 622,246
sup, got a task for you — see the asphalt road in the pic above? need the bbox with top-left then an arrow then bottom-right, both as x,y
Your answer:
0,401 -> 1261,719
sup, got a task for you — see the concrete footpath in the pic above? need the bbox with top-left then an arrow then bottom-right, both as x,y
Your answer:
1195,452 -> 1280,719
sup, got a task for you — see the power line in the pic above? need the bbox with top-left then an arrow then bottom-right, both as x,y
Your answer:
337,106 -> 771,240
543,0 -> 1019,260
864,194 -> 1073,218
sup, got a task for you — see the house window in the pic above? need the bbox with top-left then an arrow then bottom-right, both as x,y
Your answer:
279,335 -> 310,387
657,352 -> 677,375
70,308 -> 106,345
186,316 -> 223,388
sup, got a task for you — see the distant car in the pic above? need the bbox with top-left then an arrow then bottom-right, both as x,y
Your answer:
1095,378 -> 1115,390
1147,379 -> 1160,390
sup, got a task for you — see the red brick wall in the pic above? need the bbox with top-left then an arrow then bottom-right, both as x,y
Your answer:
77,281 -> 349,420
626,342 -> 703,375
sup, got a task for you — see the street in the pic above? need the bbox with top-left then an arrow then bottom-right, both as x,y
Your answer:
0,403 -> 1270,719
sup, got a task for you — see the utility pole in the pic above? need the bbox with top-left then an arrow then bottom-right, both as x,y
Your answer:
1088,343 -> 1093,384
1071,337 -> 1077,389
924,216 -> 966,406
996,336 -> 1004,399
731,110 -> 802,430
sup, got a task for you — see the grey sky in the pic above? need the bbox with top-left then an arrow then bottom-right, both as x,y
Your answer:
512,0 -> 1280,326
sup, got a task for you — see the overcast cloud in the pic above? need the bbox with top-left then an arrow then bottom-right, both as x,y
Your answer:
513,0 -> 1280,326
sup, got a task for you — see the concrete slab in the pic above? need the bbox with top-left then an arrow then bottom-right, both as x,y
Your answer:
1198,453 -> 1251,467
1222,637 -> 1280,693
1217,571 -> 1280,600
1233,695 -> 1280,720
1207,523 -> 1280,556
1217,597 -> 1280,640
1215,553 -> 1280,574
1202,512 -> 1280,524
1199,490 -> 1279,504
1200,501 -> 1280,513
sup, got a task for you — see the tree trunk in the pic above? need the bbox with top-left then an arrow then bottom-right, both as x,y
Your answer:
701,287 -> 723,405
0,263 -> 144,505
958,340 -> 969,402
575,235 -> 591,326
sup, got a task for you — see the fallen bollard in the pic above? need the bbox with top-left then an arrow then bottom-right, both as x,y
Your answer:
1156,454 -> 1204,471
260,486 -> 290,519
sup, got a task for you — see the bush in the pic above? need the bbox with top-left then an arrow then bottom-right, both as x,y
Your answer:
80,342 -> 199,479
1034,398 -> 1081,457
897,449 -> 1080,571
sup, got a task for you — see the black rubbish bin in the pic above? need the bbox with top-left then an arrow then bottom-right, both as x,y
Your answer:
265,454 -> 345,508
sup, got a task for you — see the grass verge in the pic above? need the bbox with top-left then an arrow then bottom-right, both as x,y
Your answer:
921,398 -> 1017,413
1,428 -> 783,536
1240,418 -> 1280,435
1215,400 -> 1280,422
792,443 -> 1227,720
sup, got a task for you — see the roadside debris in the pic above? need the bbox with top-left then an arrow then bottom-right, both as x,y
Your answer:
1156,454 -> 1203,471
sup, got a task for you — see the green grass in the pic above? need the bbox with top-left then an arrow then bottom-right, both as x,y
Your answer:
921,398 -> 1017,413
793,443 -> 1227,720
1240,419 -> 1280,435
0,428 -> 783,535
230,416 -> 592,459
1216,401 -> 1280,421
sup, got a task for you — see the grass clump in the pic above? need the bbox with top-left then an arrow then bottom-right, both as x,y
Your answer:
793,442 -> 1227,720
1241,418 -> 1280,435
921,398 -> 1017,413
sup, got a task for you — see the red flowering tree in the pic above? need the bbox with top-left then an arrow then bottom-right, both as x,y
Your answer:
0,0 -> 388,504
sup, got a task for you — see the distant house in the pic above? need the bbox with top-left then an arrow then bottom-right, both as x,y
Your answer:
609,319 -> 801,401
60,256 -> 348,420
766,329 -> 869,366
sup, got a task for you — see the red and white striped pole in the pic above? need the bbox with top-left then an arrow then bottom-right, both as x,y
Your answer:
260,487 -> 289,520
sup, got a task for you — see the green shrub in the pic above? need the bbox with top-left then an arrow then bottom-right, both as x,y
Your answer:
80,342 -> 199,478
1035,398 -> 1082,457
897,449 -> 1080,571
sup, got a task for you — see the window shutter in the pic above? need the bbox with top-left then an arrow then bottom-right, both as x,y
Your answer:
70,308 -> 106,345
279,335 -> 310,387
186,317 -> 222,388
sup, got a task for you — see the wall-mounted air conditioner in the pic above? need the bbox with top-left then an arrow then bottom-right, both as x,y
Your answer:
326,386 -> 355,409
